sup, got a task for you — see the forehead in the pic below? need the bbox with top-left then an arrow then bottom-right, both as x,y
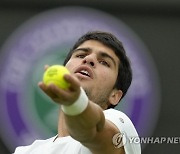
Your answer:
75,40 -> 120,63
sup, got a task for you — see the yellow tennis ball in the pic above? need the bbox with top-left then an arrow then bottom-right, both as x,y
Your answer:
43,65 -> 70,89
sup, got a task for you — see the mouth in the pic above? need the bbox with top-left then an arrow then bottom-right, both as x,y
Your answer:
75,66 -> 93,79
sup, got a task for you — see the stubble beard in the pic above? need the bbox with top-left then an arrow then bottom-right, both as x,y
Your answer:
84,88 -> 111,109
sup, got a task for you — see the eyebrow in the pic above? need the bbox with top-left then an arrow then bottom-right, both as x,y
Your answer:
73,47 -> 91,53
73,47 -> 117,67
100,52 -> 117,67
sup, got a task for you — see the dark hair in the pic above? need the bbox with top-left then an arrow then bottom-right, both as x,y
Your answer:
63,31 -> 132,108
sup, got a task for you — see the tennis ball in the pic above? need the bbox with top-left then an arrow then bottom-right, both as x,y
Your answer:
43,65 -> 70,89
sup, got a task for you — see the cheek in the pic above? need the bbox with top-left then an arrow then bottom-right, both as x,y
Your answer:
101,73 -> 108,81
65,61 -> 72,68
98,69 -> 116,85
99,71 -> 116,84
65,60 -> 77,72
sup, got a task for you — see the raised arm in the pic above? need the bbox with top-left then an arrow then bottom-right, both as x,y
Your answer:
39,73 -> 125,154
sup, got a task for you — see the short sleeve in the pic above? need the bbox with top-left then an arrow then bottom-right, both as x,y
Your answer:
103,109 -> 141,154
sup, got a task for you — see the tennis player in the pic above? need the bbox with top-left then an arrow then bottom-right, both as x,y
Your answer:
14,31 -> 141,154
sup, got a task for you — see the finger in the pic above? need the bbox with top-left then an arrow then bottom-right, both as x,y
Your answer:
48,83 -> 65,96
39,81 -> 67,100
38,82 -> 58,98
64,74 -> 80,91
48,84 -> 70,99
44,64 -> 49,71
47,84 -> 74,105
38,81 -> 46,90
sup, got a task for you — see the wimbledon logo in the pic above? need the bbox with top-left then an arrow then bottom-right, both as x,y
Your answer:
0,6 -> 161,152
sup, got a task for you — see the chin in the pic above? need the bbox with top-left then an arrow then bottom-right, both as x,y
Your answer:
81,84 -> 88,91
81,85 -> 90,96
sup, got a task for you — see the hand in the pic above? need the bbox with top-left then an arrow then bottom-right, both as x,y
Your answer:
38,65 -> 81,106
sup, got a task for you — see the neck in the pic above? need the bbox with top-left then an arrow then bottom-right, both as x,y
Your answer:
58,110 -> 69,137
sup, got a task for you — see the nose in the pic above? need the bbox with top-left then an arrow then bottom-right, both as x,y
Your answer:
82,54 -> 96,67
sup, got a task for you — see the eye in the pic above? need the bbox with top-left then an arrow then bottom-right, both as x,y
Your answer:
99,60 -> 110,67
76,54 -> 86,58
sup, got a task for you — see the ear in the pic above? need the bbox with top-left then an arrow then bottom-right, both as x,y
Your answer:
109,89 -> 123,106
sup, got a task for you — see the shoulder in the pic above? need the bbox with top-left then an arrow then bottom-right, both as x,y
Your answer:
103,109 -> 141,154
103,109 -> 137,134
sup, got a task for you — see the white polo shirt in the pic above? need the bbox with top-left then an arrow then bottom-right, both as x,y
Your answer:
14,109 -> 141,154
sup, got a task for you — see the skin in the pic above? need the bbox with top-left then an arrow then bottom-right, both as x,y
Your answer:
39,40 -> 125,154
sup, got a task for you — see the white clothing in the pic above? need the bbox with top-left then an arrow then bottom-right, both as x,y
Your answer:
14,135 -> 91,154
14,109 -> 141,154
104,109 -> 141,154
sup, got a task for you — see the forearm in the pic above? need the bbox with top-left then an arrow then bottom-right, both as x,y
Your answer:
39,73 -> 105,142
64,101 -> 105,142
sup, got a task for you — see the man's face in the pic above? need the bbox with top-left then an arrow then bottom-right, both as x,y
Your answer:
65,40 -> 120,108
